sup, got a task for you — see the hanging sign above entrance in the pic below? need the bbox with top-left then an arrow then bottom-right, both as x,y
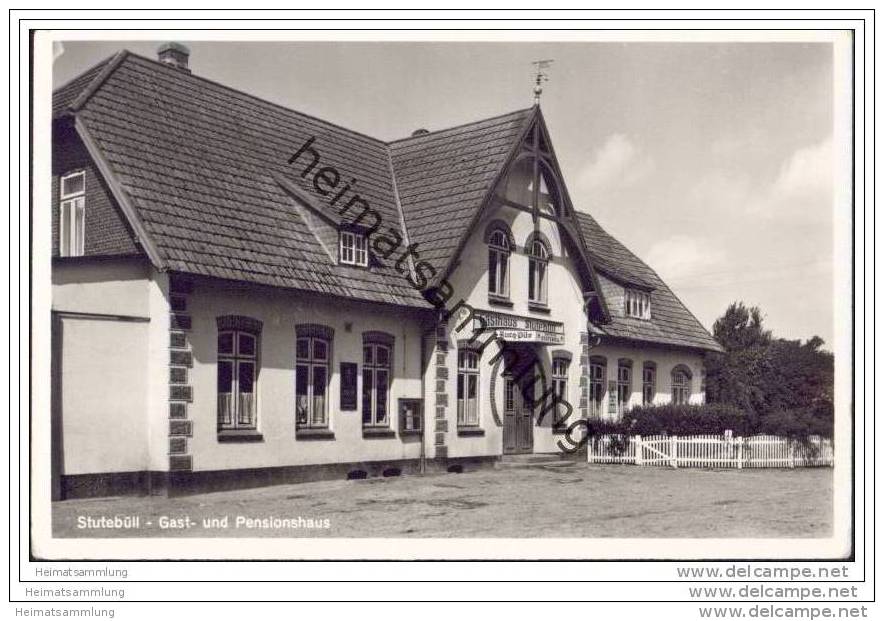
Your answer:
472,310 -> 565,345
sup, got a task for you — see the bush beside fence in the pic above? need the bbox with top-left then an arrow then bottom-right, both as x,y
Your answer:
587,433 -> 833,469
585,403 -> 834,440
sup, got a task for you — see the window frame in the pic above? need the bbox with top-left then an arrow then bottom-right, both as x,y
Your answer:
503,375 -> 516,414
340,230 -> 368,267
487,228 -> 511,298
625,289 -> 652,319
217,329 -> 260,431
671,367 -> 692,405
296,335 -> 331,429
642,362 -> 657,406
59,170 -> 86,257
362,342 -> 391,427
616,359 -> 632,417
551,356 -> 570,430
588,356 -> 607,418
457,349 -> 481,427
528,238 -> 550,305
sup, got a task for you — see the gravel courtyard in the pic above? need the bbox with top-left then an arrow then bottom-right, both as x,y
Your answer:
52,463 -> 832,538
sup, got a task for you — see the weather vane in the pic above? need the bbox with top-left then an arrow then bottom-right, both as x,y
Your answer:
532,59 -> 554,104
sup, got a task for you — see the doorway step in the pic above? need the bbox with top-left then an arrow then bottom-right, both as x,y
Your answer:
495,453 -> 577,469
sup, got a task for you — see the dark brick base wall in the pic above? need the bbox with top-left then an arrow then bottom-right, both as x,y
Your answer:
59,471 -> 171,500
56,455 -> 500,500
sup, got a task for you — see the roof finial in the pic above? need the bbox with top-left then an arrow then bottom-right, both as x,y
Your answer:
532,59 -> 553,105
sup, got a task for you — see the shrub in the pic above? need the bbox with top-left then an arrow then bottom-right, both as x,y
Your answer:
578,403 -> 832,442
759,404 -> 833,438
618,403 -> 756,437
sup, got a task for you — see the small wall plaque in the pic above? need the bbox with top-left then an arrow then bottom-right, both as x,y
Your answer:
340,362 -> 358,411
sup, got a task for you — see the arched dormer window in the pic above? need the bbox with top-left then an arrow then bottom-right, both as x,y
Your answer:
671,364 -> 693,406
528,237 -> 550,305
487,225 -> 511,299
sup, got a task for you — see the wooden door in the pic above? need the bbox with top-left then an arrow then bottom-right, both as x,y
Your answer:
502,346 -> 536,455
516,366 -> 535,454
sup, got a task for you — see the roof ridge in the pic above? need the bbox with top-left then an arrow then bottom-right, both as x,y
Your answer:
52,52 -> 115,94
387,106 -> 536,145
56,50 -> 129,115
120,50 -> 392,147
59,49 -> 537,152
385,144 -> 418,285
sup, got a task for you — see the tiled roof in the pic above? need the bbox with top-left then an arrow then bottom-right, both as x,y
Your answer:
54,50 -> 721,351
52,54 -> 114,116
57,52 -> 430,308
390,109 -> 533,275
577,212 -> 722,352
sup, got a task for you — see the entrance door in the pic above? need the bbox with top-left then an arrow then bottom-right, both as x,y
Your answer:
503,346 -> 536,455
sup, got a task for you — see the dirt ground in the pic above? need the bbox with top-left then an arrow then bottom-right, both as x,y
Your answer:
52,463 -> 832,538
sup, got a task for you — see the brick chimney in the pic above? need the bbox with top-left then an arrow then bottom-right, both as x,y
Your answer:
157,42 -> 191,73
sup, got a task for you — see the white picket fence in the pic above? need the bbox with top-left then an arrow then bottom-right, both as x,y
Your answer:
587,433 -> 833,469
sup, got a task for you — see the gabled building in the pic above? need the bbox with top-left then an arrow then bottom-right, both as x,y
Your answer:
50,45 -> 722,499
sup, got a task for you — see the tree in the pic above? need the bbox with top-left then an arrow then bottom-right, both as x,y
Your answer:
705,302 -> 834,437
706,303 -> 772,413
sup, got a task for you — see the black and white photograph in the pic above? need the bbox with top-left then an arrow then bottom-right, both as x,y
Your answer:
28,24 -> 857,566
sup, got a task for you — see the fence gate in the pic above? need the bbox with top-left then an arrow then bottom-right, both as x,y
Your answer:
587,433 -> 833,469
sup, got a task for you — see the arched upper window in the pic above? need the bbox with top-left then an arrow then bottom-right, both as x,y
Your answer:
487,225 -> 511,298
528,238 -> 550,305
671,365 -> 693,405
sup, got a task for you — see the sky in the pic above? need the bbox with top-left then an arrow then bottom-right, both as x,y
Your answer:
53,40 -> 836,346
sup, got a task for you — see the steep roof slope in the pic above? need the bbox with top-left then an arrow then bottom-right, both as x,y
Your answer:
56,51 -> 430,308
52,54 -> 114,116
577,211 -> 722,352
54,50 -> 721,352
389,109 -> 533,275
